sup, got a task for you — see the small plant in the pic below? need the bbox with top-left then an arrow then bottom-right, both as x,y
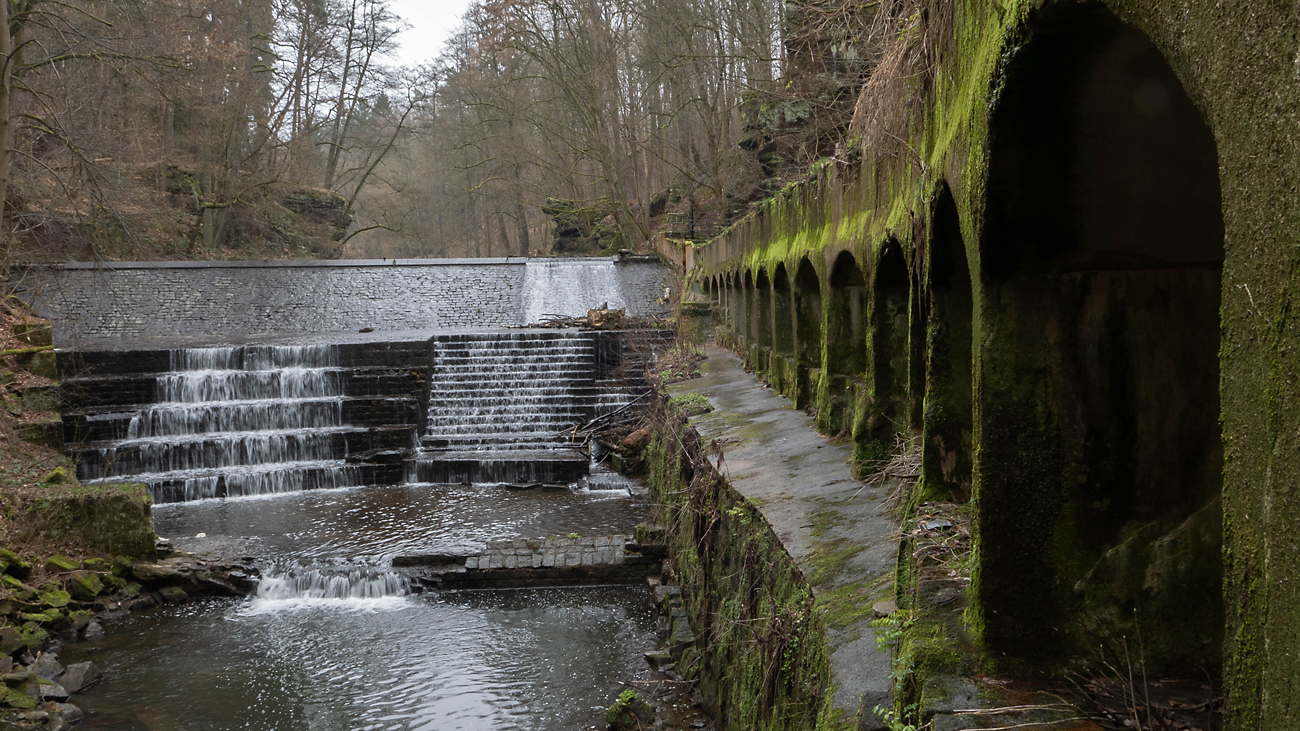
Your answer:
872,703 -> 918,731
870,609 -> 915,653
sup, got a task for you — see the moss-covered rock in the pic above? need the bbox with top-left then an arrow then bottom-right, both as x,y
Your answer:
42,556 -> 78,574
40,467 -> 69,485
35,586 -> 69,609
0,550 -> 32,581
65,571 -> 103,601
606,689 -> 653,730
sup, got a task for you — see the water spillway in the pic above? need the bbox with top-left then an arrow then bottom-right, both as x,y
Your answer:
412,332 -> 628,486
62,330 -> 664,501
64,342 -> 426,503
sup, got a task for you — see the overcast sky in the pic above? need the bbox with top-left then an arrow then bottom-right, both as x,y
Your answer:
387,0 -> 476,66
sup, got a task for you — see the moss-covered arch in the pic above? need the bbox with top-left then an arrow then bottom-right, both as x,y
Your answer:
921,181 -> 974,502
973,1 -> 1225,673
864,239 -> 911,456
826,250 -> 867,379
772,263 -> 795,356
793,258 -> 822,368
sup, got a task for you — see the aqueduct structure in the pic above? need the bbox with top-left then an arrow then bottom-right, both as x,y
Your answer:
693,0 -> 1300,726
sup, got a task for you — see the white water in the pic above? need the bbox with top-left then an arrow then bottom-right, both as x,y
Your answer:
244,567 -> 411,614
521,259 -> 628,324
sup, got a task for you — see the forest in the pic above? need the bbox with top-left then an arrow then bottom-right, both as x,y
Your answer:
0,0 -> 910,264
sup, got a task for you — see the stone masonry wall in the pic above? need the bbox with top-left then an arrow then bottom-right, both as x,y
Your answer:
14,257 -> 669,343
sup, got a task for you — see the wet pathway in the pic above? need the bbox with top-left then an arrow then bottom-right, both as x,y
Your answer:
666,347 -> 899,724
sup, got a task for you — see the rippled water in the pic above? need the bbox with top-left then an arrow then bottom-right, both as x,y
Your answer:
64,587 -> 656,731
65,482 -> 655,730
153,482 -> 647,563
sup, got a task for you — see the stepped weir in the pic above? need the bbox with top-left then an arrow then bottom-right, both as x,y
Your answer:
62,329 -> 663,503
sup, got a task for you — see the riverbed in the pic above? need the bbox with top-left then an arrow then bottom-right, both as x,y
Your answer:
60,482 -> 658,730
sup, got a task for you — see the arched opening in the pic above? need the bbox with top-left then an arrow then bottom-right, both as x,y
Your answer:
872,240 -> 911,438
977,4 -> 1224,673
922,183 -> 974,500
773,264 -> 795,355
740,270 -> 753,341
793,258 -> 823,366
827,251 -> 866,375
754,268 -> 773,350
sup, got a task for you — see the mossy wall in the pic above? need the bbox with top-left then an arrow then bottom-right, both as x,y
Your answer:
645,403 -> 847,731
692,0 -> 1300,725
5,484 -> 156,559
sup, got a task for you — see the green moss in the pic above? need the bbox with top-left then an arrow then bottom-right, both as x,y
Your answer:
646,403 -> 838,731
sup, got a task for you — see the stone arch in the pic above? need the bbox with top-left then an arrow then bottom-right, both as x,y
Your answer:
827,251 -> 866,376
793,258 -> 822,366
871,239 -> 911,440
977,3 -> 1224,672
740,269 -> 753,342
922,182 -> 974,501
754,268 -> 773,350
772,263 -> 794,355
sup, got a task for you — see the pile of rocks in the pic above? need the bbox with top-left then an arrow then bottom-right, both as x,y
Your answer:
1,653 -> 97,729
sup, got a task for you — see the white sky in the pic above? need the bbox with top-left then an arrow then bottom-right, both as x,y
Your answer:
387,0 -> 476,67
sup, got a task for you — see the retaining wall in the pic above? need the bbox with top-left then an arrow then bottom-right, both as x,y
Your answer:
14,257 -> 670,343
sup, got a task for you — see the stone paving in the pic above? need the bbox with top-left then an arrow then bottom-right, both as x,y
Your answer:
464,535 -> 629,570
666,346 -> 902,728
397,534 -> 666,590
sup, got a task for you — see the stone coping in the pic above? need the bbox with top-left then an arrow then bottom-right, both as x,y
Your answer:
9,255 -> 665,270
665,347 -> 900,727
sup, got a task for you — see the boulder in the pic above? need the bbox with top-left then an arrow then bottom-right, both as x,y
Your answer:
0,627 -> 23,657
0,549 -> 32,580
19,384 -> 60,412
59,662 -> 99,694
41,466 -> 70,485
55,702 -> 84,724
16,419 -> 62,448
13,350 -> 57,379
36,586 -> 70,609
43,556 -> 78,574
65,571 -> 103,601
81,621 -> 103,640
28,654 -> 61,681
37,678 -> 68,701
18,622 -> 48,651
158,586 -> 187,603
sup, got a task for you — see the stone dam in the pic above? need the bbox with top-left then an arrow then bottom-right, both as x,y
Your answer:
8,255 -> 705,730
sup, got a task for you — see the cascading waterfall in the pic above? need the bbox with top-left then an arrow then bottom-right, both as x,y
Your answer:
521,259 -> 629,324
78,345 -> 365,503
411,331 -> 649,486
412,332 -> 597,485
255,568 -> 410,600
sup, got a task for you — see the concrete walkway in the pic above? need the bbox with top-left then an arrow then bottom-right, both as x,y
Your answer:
666,346 -> 900,728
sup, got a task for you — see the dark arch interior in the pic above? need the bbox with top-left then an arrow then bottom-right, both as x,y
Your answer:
923,183 -> 974,499
754,268 -> 773,349
874,241 -> 911,429
773,264 -> 794,355
827,251 -> 866,375
794,258 -> 823,364
979,3 -> 1224,672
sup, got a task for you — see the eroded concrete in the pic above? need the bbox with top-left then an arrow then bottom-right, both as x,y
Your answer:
667,346 -> 899,728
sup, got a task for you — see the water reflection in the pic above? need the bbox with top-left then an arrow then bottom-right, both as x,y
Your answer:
66,587 -> 655,731
153,483 -> 647,563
